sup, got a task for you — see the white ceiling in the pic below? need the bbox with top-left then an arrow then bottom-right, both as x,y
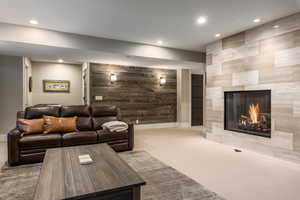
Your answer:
0,41 -> 204,71
0,0 -> 299,52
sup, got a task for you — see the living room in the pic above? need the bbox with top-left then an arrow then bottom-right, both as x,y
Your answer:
1,1 -> 300,200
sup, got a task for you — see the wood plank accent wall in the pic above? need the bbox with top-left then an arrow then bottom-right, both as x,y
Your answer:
205,13 -> 300,163
90,63 -> 177,124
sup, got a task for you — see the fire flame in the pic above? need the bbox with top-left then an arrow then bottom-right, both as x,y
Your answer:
248,104 -> 260,124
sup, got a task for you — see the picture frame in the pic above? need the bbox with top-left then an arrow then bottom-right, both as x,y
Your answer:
43,80 -> 70,93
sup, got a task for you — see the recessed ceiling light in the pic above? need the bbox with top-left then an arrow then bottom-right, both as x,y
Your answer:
156,40 -> 163,45
58,59 -> 64,63
197,17 -> 207,24
29,19 -> 38,25
273,25 -> 280,29
215,33 -> 221,38
253,18 -> 261,23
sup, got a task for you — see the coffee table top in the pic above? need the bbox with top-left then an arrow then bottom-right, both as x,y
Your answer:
34,144 -> 145,200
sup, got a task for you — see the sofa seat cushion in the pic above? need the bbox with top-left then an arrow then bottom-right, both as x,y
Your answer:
19,133 -> 62,150
62,131 -> 98,147
97,130 -> 128,143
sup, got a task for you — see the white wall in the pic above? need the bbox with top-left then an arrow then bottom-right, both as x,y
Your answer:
23,57 -> 33,107
81,62 -> 90,105
189,63 -> 205,75
177,68 -> 192,128
32,62 -> 83,105
0,55 -> 23,137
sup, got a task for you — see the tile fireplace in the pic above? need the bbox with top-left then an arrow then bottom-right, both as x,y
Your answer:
224,90 -> 271,138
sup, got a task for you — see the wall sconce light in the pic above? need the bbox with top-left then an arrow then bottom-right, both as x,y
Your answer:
110,74 -> 117,82
160,77 -> 166,85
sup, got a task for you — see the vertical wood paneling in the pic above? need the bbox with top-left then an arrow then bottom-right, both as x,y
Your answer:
90,63 -> 177,124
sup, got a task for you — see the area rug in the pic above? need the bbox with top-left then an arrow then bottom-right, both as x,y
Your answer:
0,151 -> 225,200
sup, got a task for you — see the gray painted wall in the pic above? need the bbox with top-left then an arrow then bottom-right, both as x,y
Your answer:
32,62 -> 83,105
0,55 -> 23,136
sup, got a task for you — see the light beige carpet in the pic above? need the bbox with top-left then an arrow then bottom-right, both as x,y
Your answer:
135,127 -> 300,200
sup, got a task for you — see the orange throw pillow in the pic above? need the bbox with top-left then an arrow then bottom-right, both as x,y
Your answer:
17,118 -> 44,136
43,116 -> 78,134
59,117 -> 78,133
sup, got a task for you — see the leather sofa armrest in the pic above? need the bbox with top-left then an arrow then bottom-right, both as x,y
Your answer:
117,119 -> 134,150
17,111 -> 25,119
7,128 -> 21,166
127,123 -> 134,150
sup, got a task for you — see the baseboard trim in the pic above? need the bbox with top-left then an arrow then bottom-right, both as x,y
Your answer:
0,134 -> 7,142
135,122 -> 178,130
177,122 -> 192,128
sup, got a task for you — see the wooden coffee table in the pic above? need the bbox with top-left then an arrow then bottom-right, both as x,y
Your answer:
34,144 -> 145,200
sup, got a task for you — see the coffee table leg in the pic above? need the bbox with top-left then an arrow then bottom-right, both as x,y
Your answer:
132,186 -> 141,200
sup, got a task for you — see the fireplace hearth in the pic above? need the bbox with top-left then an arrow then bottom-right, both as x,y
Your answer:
224,90 -> 271,138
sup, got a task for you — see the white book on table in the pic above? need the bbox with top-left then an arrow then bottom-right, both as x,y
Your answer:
78,154 -> 93,165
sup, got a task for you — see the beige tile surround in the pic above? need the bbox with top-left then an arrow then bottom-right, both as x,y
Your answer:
205,13 -> 300,163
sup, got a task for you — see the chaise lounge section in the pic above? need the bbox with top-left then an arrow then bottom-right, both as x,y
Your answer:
7,105 -> 134,166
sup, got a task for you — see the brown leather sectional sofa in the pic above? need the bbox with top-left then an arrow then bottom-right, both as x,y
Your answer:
8,105 -> 134,166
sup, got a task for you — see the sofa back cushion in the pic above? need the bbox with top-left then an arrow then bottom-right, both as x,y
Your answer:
61,105 -> 92,131
91,105 -> 119,130
25,106 -> 60,119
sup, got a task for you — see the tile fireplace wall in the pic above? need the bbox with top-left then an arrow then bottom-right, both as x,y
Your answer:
205,13 -> 300,163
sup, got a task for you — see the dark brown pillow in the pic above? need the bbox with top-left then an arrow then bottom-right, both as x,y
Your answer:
43,116 -> 78,134
17,118 -> 44,136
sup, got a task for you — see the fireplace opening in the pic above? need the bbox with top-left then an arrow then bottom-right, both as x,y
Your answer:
224,90 -> 271,138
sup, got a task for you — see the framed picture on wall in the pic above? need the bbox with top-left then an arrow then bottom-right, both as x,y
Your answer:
43,80 -> 70,93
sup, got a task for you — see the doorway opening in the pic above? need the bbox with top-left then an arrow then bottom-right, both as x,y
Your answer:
191,74 -> 203,126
